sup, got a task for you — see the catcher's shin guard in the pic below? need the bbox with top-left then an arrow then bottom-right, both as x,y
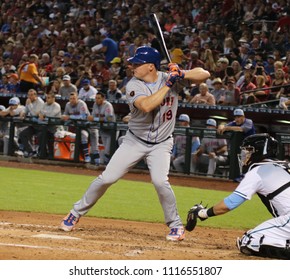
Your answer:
237,236 -> 290,259
257,244 -> 290,260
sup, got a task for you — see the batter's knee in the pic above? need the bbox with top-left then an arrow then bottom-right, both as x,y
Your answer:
151,177 -> 169,189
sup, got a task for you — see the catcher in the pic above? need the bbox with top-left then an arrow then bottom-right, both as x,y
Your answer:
186,133 -> 290,259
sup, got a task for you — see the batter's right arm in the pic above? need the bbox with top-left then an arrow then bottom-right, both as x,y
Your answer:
184,68 -> 210,83
134,72 -> 181,113
134,86 -> 170,113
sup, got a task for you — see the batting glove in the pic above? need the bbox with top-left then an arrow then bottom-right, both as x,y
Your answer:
166,71 -> 183,88
168,63 -> 185,79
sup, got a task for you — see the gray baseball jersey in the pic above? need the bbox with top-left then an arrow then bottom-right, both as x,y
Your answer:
40,102 -> 62,133
3,105 -> 25,117
40,102 -> 61,118
91,100 -> 116,122
63,99 -> 90,117
200,137 -> 228,155
126,72 -> 189,143
25,97 -> 44,117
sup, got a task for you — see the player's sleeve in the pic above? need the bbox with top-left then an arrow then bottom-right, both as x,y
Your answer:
126,79 -> 147,106
240,119 -> 254,133
191,137 -> 200,153
224,193 -> 246,210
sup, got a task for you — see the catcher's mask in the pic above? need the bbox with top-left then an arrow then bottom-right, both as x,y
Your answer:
238,133 -> 278,173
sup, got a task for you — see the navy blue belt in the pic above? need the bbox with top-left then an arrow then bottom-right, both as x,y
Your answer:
129,129 -> 171,145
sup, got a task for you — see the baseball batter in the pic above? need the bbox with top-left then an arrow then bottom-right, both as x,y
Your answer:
186,133 -> 290,259
60,46 -> 210,241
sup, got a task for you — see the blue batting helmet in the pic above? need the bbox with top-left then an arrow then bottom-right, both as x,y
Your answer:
127,46 -> 161,70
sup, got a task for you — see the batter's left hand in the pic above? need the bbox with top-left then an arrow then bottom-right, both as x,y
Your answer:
166,71 -> 182,88
168,63 -> 185,79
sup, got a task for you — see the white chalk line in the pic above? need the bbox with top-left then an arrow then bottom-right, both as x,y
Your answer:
0,221 -> 58,229
0,242 -> 111,254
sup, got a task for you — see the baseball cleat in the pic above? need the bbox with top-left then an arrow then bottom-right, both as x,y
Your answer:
236,237 -> 253,256
59,212 -> 79,232
84,155 -> 91,163
166,227 -> 185,241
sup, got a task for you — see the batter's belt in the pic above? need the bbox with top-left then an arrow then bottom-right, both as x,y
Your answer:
129,129 -> 171,145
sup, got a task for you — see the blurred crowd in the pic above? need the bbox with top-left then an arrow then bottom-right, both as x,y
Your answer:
0,0 -> 289,109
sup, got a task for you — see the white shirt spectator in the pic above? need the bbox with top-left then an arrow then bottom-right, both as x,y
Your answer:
78,80 -> 98,100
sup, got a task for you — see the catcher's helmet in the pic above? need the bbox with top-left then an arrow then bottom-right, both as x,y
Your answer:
238,133 -> 278,173
127,46 -> 161,70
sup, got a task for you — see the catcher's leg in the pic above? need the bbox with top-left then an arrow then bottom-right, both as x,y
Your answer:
237,215 -> 290,259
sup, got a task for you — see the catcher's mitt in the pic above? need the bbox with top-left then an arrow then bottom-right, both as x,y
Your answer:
185,203 -> 206,232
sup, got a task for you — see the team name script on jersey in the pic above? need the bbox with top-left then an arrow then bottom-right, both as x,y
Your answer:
161,95 -> 174,123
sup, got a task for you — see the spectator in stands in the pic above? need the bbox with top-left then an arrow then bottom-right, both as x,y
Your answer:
7,73 -> 20,93
202,49 -> 216,72
58,75 -> 78,98
91,33 -> 118,66
39,53 -> 53,77
88,92 -> 116,165
106,79 -> 123,101
46,79 -> 62,96
211,77 -> 226,104
191,118 -> 228,176
61,92 -> 98,163
92,59 -> 110,91
78,79 -> 98,101
64,62 -> 78,84
239,43 -> 250,67
109,57 -> 123,83
215,57 -> 229,80
252,74 -> 270,103
171,114 -> 200,173
18,54 -> 44,93
271,68 -> 288,99
239,70 -> 257,104
217,109 -> 256,138
170,39 -> 187,66
118,65 -> 133,94
16,89 -> 45,157
190,83 -> 216,105
1,59 -> 16,76
0,74 -> 10,93
185,50 -> 204,70
51,66 -> 65,82
231,60 -> 243,81
221,77 -> 240,106
264,54 -> 276,77
280,98 -> 290,110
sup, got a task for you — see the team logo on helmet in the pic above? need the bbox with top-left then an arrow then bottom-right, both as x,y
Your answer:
130,91 -> 135,97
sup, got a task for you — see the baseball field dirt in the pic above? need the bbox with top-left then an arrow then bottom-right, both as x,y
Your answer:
0,160 -> 263,260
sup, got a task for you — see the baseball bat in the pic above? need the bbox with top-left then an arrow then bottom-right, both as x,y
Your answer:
149,13 -> 172,63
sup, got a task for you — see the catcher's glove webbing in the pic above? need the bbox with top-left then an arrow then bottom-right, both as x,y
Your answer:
185,203 -> 206,232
